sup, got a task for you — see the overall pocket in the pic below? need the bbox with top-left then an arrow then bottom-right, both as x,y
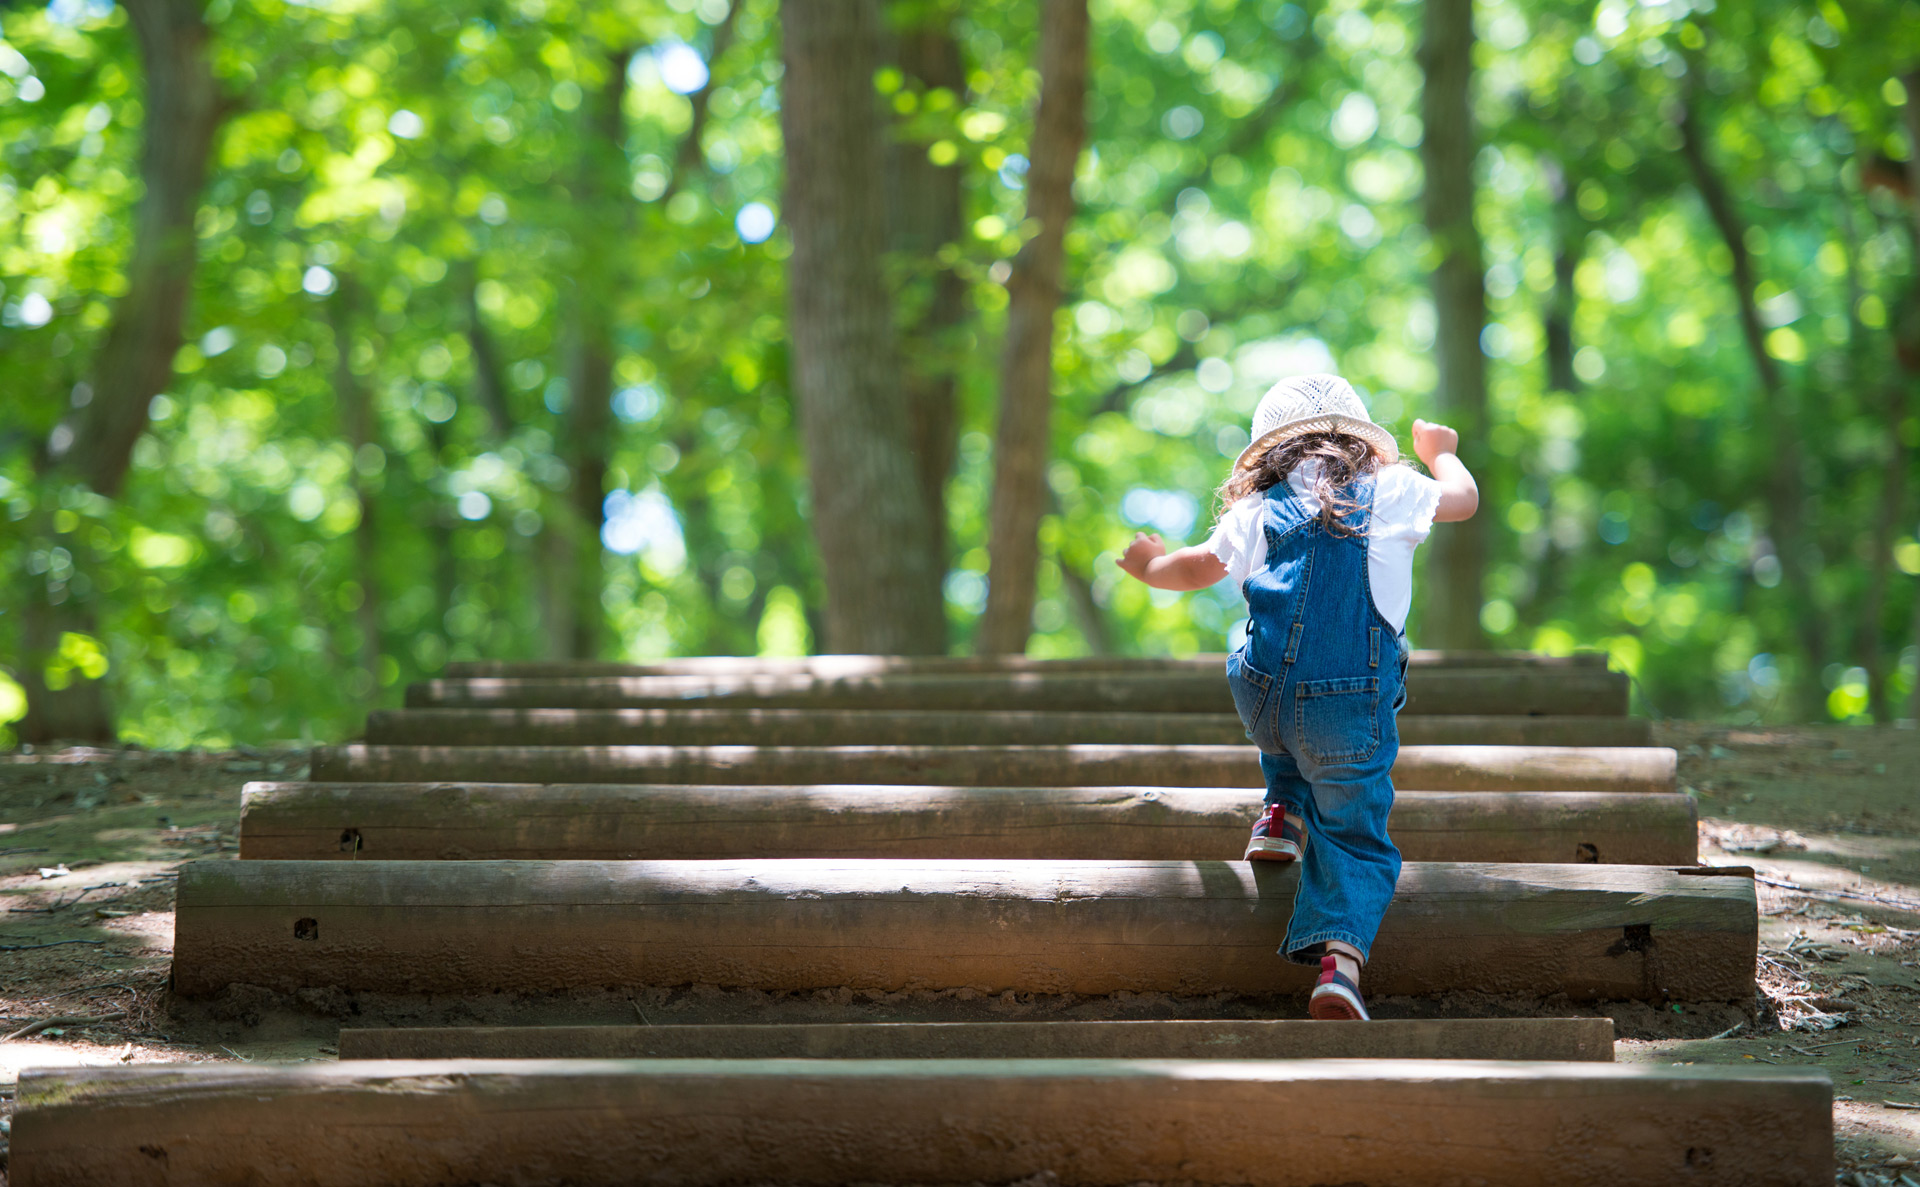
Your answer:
1225,649 -> 1283,753
1294,676 -> 1381,765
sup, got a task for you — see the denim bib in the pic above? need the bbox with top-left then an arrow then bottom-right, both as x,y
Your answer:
1225,475 -> 1409,762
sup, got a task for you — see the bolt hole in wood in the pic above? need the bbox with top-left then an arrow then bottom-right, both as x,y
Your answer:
1576,842 -> 1599,863
294,917 -> 319,941
1608,923 -> 1654,956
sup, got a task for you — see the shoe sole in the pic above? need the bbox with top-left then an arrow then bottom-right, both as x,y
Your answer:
1244,839 -> 1301,862
1309,984 -> 1369,1021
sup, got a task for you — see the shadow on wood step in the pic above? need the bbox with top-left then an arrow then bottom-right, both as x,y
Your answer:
336,1017 -> 1617,1061
309,743 -> 1678,794
238,783 -> 1699,865
364,707 -> 1654,748
171,859 -> 1756,1001
406,667 -> 1629,717
12,1059 -> 1830,1187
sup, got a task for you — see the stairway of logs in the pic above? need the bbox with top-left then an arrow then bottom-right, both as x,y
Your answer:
10,651 -> 1832,1186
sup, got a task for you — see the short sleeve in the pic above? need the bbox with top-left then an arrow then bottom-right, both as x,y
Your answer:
1200,495 -> 1264,587
1370,465 -> 1443,549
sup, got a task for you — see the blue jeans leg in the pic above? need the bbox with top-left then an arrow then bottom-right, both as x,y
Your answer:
1258,749 -> 1311,810
1271,745 -> 1401,966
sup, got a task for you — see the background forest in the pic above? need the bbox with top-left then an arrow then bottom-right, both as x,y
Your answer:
3,0 -> 1920,748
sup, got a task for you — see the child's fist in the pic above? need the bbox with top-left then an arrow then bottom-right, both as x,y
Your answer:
1116,532 -> 1165,580
1412,418 -> 1460,465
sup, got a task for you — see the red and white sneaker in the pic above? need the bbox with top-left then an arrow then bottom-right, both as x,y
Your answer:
1308,954 -> 1370,1021
1244,804 -> 1307,862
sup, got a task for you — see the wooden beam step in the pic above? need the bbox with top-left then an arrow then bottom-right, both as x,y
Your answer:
239,783 -> 1699,865
310,743 -> 1678,794
337,1017 -> 1617,1061
12,1059 -> 1830,1187
171,859 -> 1756,1001
364,707 -> 1653,748
442,649 -> 1614,678
406,667 -> 1630,717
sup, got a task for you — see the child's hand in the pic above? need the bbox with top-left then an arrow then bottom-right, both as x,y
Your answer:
1116,532 -> 1166,580
1412,418 -> 1460,466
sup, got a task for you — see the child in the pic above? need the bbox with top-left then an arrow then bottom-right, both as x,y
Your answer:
1115,373 -> 1478,1020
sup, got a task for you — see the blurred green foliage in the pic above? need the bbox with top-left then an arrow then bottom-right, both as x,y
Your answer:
2,0 -> 1919,746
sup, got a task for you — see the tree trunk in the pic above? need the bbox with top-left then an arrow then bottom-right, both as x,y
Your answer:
780,0 -> 946,653
328,280 -> 384,688
1416,0 -> 1488,651
558,50 -> 633,661
1676,87 -> 1826,718
1901,73 -> 1920,722
978,0 -> 1089,655
885,16 -> 967,592
663,3 -> 740,206
18,0 -> 223,744
1539,158 -> 1580,395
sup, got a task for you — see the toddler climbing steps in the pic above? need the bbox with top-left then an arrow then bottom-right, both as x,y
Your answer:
169,858 -> 1756,1000
11,649 -> 1830,1186
12,1060 -> 1832,1187
239,782 -> 1700,864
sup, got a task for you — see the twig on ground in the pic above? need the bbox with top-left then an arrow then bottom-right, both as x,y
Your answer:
1757,875 -> 1920,914
1706,1021 -> 1746,1040
0,939 -> 105,952
631,999 -> 652,1026
3,1011 -> 126,1041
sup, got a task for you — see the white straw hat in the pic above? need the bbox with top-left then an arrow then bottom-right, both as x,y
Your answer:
1233,373 -> 1399,472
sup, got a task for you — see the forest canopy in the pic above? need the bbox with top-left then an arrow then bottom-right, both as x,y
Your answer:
3,0 -> 1920,748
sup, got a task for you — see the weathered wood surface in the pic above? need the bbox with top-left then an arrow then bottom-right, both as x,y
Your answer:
171,859 -> 1756,1000
364,707 -> 1653,748
309,743 -> 1678,794
337,1018 -> 1618,1061
405,667 -> 1631,717
11,1059 -> 1830,1187
442,649 -> 1614,678
239,783 -> 1699,866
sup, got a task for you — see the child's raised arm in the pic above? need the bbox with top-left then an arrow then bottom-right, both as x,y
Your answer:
1115,532 -> 1228,591
1412,419 -> 1479,523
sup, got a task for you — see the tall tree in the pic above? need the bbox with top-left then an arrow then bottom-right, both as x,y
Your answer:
1901,70 -> 1920,721
555,48 -> 634,661
885,7 -> 968,593
780,0 -> 946,653
1416,0 -> 1488,651
978,0 -> 1090,654
19,0 -> 224,743
327,278 -> 384,688
1675,78 -> 1825,716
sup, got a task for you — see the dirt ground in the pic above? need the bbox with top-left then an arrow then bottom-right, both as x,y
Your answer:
2,726 -> 1920,1184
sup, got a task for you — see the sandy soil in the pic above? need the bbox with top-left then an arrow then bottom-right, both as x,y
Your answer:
3,727 -> 1920,1182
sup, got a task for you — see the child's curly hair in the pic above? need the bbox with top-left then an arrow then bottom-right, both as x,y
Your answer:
1216,431 -> 1394,538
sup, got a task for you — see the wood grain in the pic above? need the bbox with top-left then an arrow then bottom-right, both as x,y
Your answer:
172,858 -> 1756,1000
336,1017 -> 1618,1061
404,667 -> 1630,717
238,782 -> 1699,865
12,1059 -> 1830,1187
309,743 -> 1678,793
363,707 -> 1653,748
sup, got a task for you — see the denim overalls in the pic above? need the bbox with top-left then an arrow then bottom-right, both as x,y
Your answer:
1225,474 -> 1408,966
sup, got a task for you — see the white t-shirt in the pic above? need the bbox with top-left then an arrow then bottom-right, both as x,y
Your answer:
1201,461 -> 1442,635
